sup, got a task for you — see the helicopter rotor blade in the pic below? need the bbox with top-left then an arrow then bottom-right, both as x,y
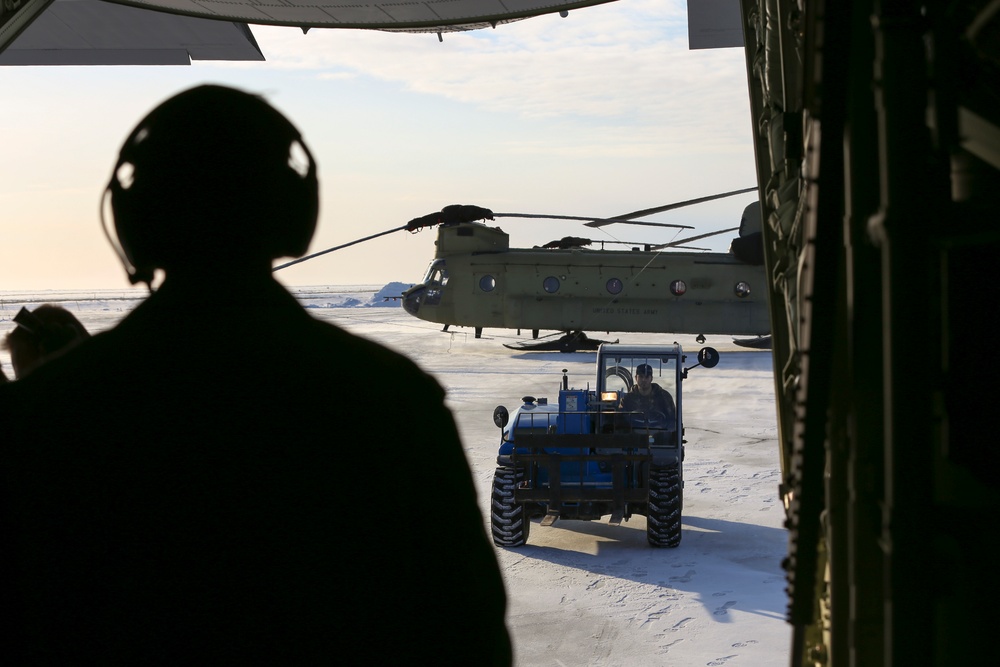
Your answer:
540,237 -> 686,249
648,227 -> 740,251
604,220 -> 695,229
494,212 -> 693,229
273,204 -> 495,272
273,224 -> 409,272
272,193 -> 754,273
591,239 -> 668,247
585,187 -> 758,229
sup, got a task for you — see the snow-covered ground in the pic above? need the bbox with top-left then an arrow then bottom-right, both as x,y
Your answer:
0,285 -> 791,666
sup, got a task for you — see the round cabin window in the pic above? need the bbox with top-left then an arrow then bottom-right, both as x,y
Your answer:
479,275 -> 497,292
606,278 -> 623,295
735,281 -> 751,298
670,280 -> 687,296
543,276 -> 560,293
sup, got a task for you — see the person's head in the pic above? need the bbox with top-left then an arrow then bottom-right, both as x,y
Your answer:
739,200 -> 762,236
635,363 -> 653,391
3,305 -> 90,379
105,84 -> 319,286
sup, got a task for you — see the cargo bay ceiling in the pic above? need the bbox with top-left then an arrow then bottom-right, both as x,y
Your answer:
101,0 -> 618,32
0,0 -> 621,64
2,1 -> 743,65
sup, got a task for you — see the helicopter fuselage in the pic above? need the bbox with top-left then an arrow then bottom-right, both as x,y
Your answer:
401,221 -> 769,337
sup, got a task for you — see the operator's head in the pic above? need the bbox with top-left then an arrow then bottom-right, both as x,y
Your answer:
634,363 -> 653,391
105,84 -> 319,285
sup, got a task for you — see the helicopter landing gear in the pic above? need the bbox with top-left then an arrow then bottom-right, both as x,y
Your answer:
502,330 -> 618,353
733,335 -> 772,349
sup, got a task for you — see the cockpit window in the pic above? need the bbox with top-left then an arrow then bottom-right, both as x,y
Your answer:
422,259 -> 448,285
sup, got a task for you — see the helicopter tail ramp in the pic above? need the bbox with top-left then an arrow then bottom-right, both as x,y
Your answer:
739,0 -> 1000,665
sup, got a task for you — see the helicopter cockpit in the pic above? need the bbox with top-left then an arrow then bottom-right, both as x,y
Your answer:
422,259 -> 449,287
402,259 -> 448,315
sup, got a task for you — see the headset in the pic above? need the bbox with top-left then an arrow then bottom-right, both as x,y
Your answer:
103,85 -> 319,286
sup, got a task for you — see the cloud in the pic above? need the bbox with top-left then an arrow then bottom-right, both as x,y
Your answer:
0,1 -> 756,291
240,1 -> 748,143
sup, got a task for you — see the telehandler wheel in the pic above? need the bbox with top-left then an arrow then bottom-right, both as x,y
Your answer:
491,466 -> 530,547
647,464 -> 682,547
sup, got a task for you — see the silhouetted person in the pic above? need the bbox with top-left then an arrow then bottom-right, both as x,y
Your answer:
0,85 -> 511,665
3,304 -> 90,379
730,200 -> 765,265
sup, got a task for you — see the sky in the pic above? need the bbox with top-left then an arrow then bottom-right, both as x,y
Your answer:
0,1 -> 756,292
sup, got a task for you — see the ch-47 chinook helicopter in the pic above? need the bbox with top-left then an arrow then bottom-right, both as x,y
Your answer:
398,189 -> 771,351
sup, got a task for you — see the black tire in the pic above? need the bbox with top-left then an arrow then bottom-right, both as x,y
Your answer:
647,464 -> 682,547
491,466 -> 529,547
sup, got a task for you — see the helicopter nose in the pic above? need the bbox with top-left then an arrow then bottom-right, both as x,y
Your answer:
402,286 -> 423,315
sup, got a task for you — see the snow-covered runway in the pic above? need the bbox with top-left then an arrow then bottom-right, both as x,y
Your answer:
1,285 -> 791,666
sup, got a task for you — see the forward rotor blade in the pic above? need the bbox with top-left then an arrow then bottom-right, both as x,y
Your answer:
494,212 -> 692,229
585,187 -> 758,229
648,227 -> 740,251
274,203 -> 497,271
605,220 -> 696,229
273,224 -> 408,272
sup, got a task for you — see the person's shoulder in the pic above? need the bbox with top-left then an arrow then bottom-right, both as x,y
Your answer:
306,318 -> 406,359
305,317 -> 440,382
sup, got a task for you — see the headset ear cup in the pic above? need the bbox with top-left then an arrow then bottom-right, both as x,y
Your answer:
273,163 -> 318,258
104,85 -> 321,273
108,167 -> 155,283
255,146 -> 317,260
107,174 -> 135,267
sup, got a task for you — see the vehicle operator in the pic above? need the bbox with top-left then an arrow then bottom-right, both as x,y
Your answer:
620,363 -> 676,428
